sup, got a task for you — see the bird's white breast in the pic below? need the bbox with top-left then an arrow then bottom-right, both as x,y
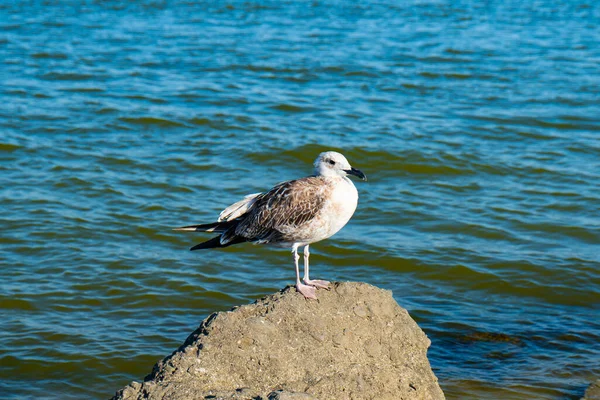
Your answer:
321,176 -> 358,239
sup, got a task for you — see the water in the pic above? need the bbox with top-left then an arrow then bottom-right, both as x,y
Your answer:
1,1 -> 599,399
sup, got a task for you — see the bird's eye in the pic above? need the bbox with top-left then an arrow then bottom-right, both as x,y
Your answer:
328,159 -> 336,165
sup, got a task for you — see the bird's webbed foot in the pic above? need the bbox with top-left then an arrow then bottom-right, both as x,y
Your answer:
303,279 -> 331,290
295,282 -> 317,299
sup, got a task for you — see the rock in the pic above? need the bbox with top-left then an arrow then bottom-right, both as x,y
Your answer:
583,379 -> 600,400
111,282 -> 445,400
268,390 -> 318,400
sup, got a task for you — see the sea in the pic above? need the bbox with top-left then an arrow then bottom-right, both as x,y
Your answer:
1,1 -> 599,399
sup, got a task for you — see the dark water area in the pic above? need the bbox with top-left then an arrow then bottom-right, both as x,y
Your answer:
1,1 -> 599,399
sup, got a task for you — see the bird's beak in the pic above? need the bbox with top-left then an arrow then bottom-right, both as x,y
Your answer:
344,167 -> 367,181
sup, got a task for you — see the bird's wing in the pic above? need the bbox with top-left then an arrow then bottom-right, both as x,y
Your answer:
230,177 -> 330,244
218,192 -> 262,222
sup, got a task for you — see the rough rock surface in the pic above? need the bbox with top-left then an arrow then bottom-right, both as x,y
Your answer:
112,282 -> 445,400
582,379 -> 600,400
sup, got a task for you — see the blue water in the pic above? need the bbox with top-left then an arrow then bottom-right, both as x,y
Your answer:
1,1 -> 599,399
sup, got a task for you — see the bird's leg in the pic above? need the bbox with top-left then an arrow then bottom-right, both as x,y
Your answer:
302,245 -> 330,289
294,247 -> 316,299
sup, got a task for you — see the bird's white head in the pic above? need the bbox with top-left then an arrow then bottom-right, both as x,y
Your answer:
313,151 -> 367,181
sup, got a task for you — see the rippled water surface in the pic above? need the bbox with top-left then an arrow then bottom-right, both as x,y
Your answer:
1,1 -> 599,399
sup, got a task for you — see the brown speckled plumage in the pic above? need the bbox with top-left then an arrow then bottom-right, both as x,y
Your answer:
229,176 -> 332,245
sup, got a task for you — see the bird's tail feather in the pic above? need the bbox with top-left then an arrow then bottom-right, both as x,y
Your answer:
173,221 -> 234,233
190,235 -> 247,251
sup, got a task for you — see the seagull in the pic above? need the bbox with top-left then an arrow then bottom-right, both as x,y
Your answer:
174,151 -> 367,299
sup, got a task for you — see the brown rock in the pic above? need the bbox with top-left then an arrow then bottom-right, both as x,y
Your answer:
111,282 -> 445,400
583,379 -> 600,400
